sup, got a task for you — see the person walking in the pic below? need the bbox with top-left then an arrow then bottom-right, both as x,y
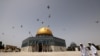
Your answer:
88,43 -> 98,56
80,43 -> 89,56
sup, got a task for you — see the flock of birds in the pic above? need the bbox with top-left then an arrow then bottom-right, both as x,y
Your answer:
36,5 -> 51,27
1,5 -> 100,36
1,5 -> 51,36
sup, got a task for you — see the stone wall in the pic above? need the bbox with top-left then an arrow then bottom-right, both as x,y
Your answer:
21,45 -> 66,52
50,45 -> 66,51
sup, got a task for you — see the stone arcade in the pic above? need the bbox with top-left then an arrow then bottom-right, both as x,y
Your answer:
21,27 -> 66,52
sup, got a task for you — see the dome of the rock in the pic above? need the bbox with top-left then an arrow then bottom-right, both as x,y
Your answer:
36,27 -> 52,36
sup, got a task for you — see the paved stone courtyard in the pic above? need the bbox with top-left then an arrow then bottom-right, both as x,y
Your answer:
0,51 -> 100,56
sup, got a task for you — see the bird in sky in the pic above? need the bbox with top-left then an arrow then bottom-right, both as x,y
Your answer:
96,20 -> 99,24
21,25 -> 23,28
47,5 -> 50,9
12,26 -> 15,29
37,19 -> 39,21
41,21 -> 44,24
48,14 -> 51,18
29,31 -> 31,34
48,25 -> 50,27
2,33 -> 4,35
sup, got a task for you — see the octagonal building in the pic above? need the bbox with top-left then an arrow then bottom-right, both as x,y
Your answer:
21,27 -> 66,52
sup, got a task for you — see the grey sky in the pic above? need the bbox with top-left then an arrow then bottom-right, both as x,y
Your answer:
0,0 -> 100,47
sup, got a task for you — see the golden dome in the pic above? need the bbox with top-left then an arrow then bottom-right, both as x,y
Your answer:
36,27 -> 52,35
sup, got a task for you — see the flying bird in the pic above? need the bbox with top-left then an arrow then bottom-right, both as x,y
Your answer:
48,25 -> 50,27
2,33 -> 4,35
29,31 -> 31,34
47,5 -> 50,9
41,21 -> 44,24
96,20 -> 99,24
29,31 -> 33,37
21,25 -> 23,28
37,19 -> 39,21
12,26 -> 15,29
48,14 -> 51,18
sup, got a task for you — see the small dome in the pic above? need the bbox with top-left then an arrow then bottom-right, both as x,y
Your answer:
36,27 -> 52,36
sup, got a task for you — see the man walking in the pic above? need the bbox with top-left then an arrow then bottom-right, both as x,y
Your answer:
88,43 -> 98,56
80,43 -> 89,56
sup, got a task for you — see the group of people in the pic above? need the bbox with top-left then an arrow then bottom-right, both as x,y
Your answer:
80,43 -> 99,56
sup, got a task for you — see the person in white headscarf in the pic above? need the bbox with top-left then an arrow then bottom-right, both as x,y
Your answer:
80,43 -> 89,56
88,43 -> 98,56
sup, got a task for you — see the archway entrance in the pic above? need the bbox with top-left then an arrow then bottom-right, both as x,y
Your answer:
38,43 -> 42,52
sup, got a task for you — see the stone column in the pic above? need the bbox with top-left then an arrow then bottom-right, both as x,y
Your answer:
36,43 -> 38,52
42,42 -> 43,52
75,47 -> 78,51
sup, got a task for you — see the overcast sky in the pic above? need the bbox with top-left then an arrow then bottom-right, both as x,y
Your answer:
0,0 -> 100,47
